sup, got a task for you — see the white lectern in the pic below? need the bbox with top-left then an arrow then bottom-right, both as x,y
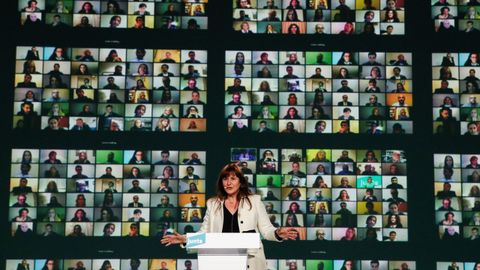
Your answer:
186,233 -> 260,270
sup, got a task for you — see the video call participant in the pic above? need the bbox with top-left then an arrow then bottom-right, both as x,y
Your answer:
161,164 -> 298,270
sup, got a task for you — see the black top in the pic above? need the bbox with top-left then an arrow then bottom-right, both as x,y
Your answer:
222,203 -> 240,233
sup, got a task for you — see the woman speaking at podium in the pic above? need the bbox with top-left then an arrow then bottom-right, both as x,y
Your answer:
162,163 -> 298,270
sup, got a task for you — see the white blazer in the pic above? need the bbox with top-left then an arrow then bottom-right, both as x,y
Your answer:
198,194 -> 281,270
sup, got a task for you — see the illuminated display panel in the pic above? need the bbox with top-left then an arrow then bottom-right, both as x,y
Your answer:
9,148 -> 206,237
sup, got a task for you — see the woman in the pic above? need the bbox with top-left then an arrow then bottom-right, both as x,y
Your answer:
283,107 -> 301,119
127,167 -> 143,178
383,9 -> 399,22
229,106 -> 248,119
265,24 -> 277,34
161,166 -> 175,179
287,23 -> 301,34
21,150 -> 33,164
43,208 -> 62,222
340,227 -> 356,241
105,49 -> 122,62
161,164 -> 297,270
104,0 -> 124,14
312,176 -> 328,188
285,9 -> 300,21
443,155 -> 454,169
258,81 -> 271,91
79,2 -> 96,13
386,214 -> 403,228
41,260 -> 58,270
234,52 -> 245,65
45,181 -> 59,192
336,67 -> 350,79
70,209 -> 89,222
366,67 -> 382,79
22,0 -> 41,12
184,106 -> 201,118
155,118 -> 172,132
128,150 -> 148,164
335,190 -> 350,201
257,66 -> 272,78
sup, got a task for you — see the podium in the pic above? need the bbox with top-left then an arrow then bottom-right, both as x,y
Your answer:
186,233 -> 260,270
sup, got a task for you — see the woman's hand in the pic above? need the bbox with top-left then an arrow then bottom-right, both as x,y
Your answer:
161,232 -> 187,246
275,227 -> 298,240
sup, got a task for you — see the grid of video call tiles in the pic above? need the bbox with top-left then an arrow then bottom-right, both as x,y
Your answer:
8,149 -> 206,237
5,259 -> 417,270
433,154 -> 480,241
432,0 -> 480,33
18,0 -> 208,30
225,51 -> 413,134
437,262 -> 480,269
14,46 -> 208,132
232,0 -> 406,35
432,52 -> 480,135
230,148 -> 408,241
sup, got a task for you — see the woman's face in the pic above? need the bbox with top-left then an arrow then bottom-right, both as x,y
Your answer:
161,119 -> 169,126
344,23 -> 353,32
471,54 -> 478,63
389,204 -> 399,214
134,120 -> 142,127
371,68 -> 379,77
81,16 -> 89,24
287,10 -> 294,20
340,68 -> 347,76
267,24 -> 273,31
387,10 -> 394,18
79,64 -> 87,73
345,228 -> 354,238
163,167 -> 172,176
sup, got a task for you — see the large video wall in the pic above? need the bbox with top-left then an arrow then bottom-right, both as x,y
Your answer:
9,149 -> 206,237
18,0 -> 208,30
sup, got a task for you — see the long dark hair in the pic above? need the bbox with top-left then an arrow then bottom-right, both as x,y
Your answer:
215,163 -> 252,211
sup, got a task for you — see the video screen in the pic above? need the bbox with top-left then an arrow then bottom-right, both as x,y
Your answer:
432,52 -> 480,135
18,0 -> 208,30
437,262 -> 480,269
225,51 -> 413,134
231,148 -> 409,241
232,0 -> 406,35
432,1 -> 480,34
5,259 -> 416,270
9,149 -> 206,237
13,46 -> 208,132
433,154 -> 480,241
